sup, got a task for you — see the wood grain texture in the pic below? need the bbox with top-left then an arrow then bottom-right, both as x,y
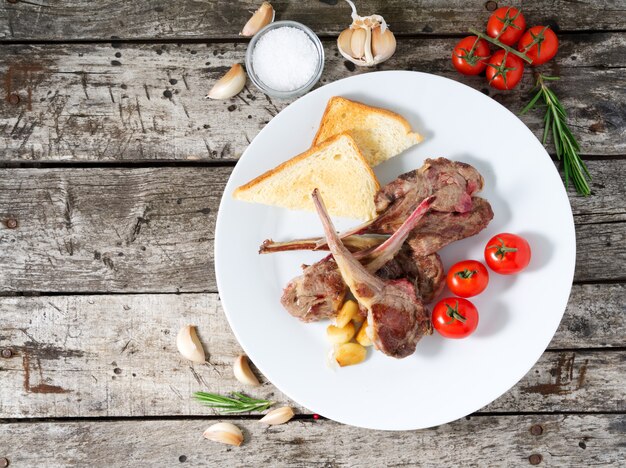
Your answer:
0,34 -> 624,161
0,286 -> 623,418
1,0 -> 625,41
0,167 -> 227,293
0,160 -> 624,293
0,415 -> 624,467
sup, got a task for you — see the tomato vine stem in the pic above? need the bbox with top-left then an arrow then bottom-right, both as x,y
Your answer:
468,28 -> 532,63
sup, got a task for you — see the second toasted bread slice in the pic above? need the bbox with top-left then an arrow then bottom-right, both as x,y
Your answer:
313,96 -> 423,167
233,133 -> 380,220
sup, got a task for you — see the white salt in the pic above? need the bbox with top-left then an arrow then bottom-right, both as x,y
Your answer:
252,26 -> 319,92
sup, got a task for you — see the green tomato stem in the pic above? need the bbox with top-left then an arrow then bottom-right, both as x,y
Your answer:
468,28 -> 532,64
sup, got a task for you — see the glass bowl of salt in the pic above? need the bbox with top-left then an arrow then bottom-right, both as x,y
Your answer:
245,20 -> 325,99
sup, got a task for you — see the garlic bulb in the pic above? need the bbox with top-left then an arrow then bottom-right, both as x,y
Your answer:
176,325 -> 206,363
259,406 -> 295,425
241,2 -> 275,37
206,63 -> 247,100
233,355 -> 261,387
337,0 -> 396,67
203,422 -> 244,446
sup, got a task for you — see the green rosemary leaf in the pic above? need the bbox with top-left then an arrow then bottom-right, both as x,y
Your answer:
520,89 -> 543,115
542,110 -> 552,145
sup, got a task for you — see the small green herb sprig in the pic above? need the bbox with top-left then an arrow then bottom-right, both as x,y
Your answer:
521,74 -> 591,196
193,391 -> 273,414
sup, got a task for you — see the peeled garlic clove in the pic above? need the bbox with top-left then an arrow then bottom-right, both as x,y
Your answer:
259,406 -> 295,425
176,325 -> 206,363
203,422 -> 243,446
240,1 -> 275,37
206,63 -> 246,100
233,355 -> 260,387
337,28 -> 354,58
371,26 -> 396,62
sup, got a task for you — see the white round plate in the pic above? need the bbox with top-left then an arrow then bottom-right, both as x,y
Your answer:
215,71 -> 575,430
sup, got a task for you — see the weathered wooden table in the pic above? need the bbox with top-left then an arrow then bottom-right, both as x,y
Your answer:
0,1 -> 624,466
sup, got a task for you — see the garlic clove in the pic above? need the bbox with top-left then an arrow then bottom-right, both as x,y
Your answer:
176,325 -> 206,363
240,2 -> 275,37
371,26 -> 396,62
350,28 -> 367,60
203,422 -> 244,446
337,28 -> 354,58
206,63 -> 247,100
259,406 -> 295,425
233,355 -> 261,387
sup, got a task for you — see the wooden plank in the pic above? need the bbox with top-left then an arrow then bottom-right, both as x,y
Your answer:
0,415 -> 623,467
1,1 -> 625,41
0,286 -> 623,418
0,167 -> 227,293
551,284 -> 626,349
0,34 -> 624,161
0,161 -> 624,293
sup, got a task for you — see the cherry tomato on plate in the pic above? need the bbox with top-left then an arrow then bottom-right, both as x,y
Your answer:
432,298 -> 479,339
486,50 -> 525,90
518,26 -> 559,66
446,260 -> 489,298
484,233 -> 531,274
452,36 -> 491,75
487,6 -> 526,46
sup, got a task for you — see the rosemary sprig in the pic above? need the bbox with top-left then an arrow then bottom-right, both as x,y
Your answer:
193,391 -> 274,414
521,74 -> 591,196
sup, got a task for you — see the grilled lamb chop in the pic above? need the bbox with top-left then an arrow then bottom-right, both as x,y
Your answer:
281,197 -> 435,322
406,197 -> 493,256
377,249 -> 445,304
280,255 -> 347,323
261,196 -> 493,257
370,157 -> 484,233
312,189 -> 431,358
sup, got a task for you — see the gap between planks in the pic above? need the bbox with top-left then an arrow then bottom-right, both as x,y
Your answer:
0,154 -> 622,169
2,410 -> 625,425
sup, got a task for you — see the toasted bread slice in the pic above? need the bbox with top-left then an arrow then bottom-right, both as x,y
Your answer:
233,133 -> 380,220
313,96 -> 423,167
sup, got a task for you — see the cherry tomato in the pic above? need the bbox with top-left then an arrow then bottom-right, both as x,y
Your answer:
518,26 -> 559,66
484,233 -> 531,274
487,6 -> 526,46
446,260 -> 489,298
452,36 -> 491,75
486,50 -> 524,90
432,298 -> 479,339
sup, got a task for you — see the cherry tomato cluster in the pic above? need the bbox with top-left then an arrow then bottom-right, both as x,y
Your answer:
432,233 -> 531,339
452,6 -> 559,90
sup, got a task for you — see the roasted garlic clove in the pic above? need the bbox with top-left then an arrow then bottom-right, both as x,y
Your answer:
206,63 -> 247,100
240,2 -> 275,37
203,422 -> 244,446
337,0 -> 396,67
233,355 -> 261,387
176,325 -> 206,363
326,322 -> 356,345
259,406 -> 295,425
